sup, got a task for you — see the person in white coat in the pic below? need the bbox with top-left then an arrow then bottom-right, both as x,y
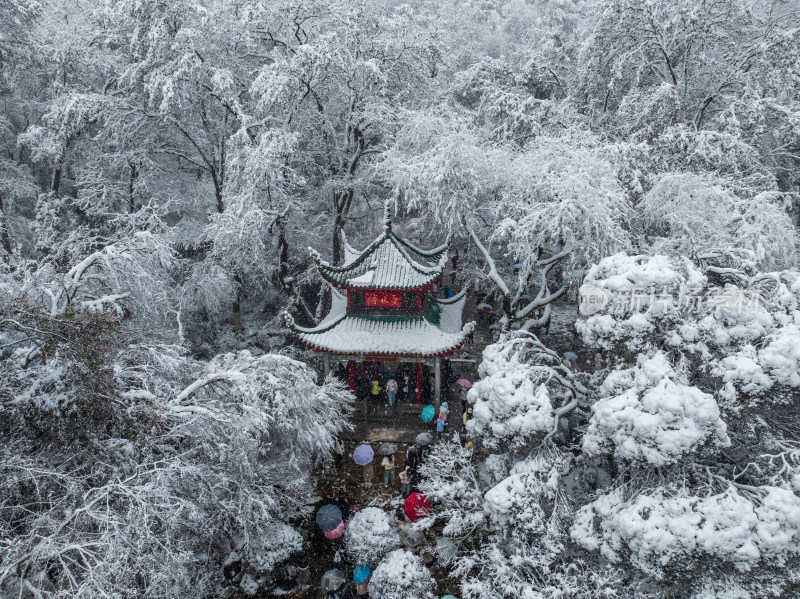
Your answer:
386,378 -> 398,407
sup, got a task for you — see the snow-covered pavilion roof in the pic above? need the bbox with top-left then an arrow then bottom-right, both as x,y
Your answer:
288,313 -> 472,357
285,284 -> 472,356
428,289 -> 468,334
311,210 -> 449,290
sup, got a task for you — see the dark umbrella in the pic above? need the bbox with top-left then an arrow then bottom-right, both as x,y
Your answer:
401,526 -> 424,548
321,569 -> 346,591
316,504 -> 343,532
379,442 -> 397,455
415,432 -> 433,446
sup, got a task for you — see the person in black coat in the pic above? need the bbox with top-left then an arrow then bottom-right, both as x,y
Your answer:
335,487 -> 351,520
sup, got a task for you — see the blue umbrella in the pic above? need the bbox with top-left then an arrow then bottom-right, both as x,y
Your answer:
316,504 -> 343,532
353,564 -> 370,583
421,405 -> 435,423
353,444 -> 374,466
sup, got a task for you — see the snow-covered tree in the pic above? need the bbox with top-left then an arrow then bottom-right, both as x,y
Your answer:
467,331 -> 587,450
570,252 -> 800,596
368,549 -> 435,599
583,352 -> 730,466
416,441 -> 486,542
638,173 -> 797,269
344,507 -> 401,565
0,237 -> 354,598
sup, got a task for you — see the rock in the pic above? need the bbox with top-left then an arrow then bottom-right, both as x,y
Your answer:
240,573 -> 259,596
223,551 -> 242,579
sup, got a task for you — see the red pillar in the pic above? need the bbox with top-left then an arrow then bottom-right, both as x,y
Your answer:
415,363 -> 422,404
348,360 -> 355,395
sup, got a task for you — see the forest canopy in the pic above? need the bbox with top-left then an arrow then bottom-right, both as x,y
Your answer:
1,0 -> 798,597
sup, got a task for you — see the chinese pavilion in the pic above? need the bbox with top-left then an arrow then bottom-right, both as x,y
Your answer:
284,204 -> 474,405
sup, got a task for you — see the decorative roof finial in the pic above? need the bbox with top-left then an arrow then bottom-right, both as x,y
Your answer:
383,199 -> 393,232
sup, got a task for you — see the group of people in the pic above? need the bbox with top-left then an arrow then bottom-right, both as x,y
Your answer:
358,442 -> 429,494
338,367 -> 417,407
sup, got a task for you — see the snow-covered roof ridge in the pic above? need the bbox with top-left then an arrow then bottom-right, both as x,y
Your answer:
383,199 -> 393,231
308,246 -> 329,268
393,231 -> 451,258
430,289 -> 468,333
313,227 -> 448,290
341,230 -> 361,266
286,308 -> 348,335
433,288 -> 467,305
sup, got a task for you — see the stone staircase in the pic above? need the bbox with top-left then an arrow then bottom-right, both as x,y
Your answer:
344,400 -> 438,444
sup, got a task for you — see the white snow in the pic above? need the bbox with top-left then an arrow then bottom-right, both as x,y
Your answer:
239,574 -> 259,595
571,485 -> 800,578
345,507 -> 401,564
583,353 -> 730,465
368,549 -> 435,599
294,315 -> 470,356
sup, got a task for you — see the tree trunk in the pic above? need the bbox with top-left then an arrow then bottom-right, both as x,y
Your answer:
332,212 -> 344,265
212,169 -> 224,213
0,190 -> 12,260
278,222 -> 290,290
128,162 -> 138,213
232,274 -> 244,331
51,165 -> 62,194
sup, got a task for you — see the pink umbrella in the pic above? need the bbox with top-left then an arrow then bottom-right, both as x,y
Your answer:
324,520 -> 345,539
456,379 -> 472,388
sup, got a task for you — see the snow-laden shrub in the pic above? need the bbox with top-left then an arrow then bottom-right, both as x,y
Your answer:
467,333 -> 584,450
583,352 -> 730,465
571,485 -> 800,578
344,507 -> 401,564
577,253 -> 706,351
247,523 -> 303,572
368,549 -> 435,599
484,447 -> 569,539
579,253 -> 800,408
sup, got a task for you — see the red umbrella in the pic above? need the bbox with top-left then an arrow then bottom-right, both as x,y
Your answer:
404,492 -> 432,522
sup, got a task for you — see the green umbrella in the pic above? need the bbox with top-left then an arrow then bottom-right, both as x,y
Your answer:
421,404 -> 435,423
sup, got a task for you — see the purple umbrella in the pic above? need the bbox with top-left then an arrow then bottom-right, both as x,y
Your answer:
457,379 -> 472,389
353,444 -> 374,466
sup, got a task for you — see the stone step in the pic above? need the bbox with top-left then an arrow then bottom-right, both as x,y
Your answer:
342,400 -> 461,444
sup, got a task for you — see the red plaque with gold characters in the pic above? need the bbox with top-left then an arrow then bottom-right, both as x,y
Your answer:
365,291 -> 402,308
